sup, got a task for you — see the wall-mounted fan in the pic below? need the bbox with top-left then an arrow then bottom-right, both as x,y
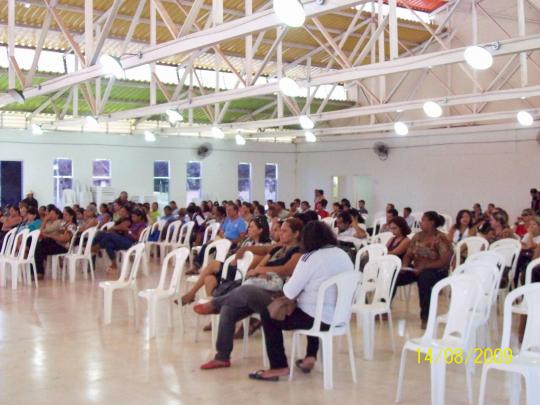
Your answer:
196,143 -> 213,159
373,142 -> 390,161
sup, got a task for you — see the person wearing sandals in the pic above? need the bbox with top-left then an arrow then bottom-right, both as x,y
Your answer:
193,218 -> 304,370
248,220 -> 354,381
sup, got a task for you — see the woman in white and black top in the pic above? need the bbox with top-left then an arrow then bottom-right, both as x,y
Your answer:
248,220 -> 354,381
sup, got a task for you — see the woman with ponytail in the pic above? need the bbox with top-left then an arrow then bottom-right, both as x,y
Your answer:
400,211 -> 453,329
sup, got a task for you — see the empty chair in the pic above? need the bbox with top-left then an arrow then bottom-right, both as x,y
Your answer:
289,271 -> 360,390
352,255 -> 401,360
63,227 -> 98,282
511,257 -> 540,316
372,231 -> 393,246
478,283 -> 540,405
354,243 -> 387,273
371,216 -> 386,237
396,274 -> 483,405
437,261 -> 500,348
0,230 -> 28,287
0,228 -> 18,259
0,230 -> 40,289
138,247 -> 190,337
155,220 -> 183,261
453,236 -> 489,268
99,243 -> 145,324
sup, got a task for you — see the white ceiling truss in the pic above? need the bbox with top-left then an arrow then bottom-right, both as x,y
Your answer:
0,0 -> 539,142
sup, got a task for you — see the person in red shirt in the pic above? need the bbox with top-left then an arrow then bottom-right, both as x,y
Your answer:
315,199 -> 329,218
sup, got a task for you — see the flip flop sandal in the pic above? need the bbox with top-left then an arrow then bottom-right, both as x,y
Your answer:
295,359 -> 313,374
248,370 -> 280,382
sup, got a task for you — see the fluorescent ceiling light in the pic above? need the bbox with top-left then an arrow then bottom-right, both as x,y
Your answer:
278,77 -> 301,97
516,110 -> 534,126
273,0 -> 305,27
422,101 -> 443,118
31,123 -> 43,135
211,126 -> 225,139
84,116 -> 99,128
394,121 -> 409,136
304,131 -> 317,143
235,133 -> 246,145
99,54 -> 125,79
165,109 -> 183,125
7,89 -> 25,104
144,130 -> 157,142
464,46 -> 493,70
299,115 -> 315,130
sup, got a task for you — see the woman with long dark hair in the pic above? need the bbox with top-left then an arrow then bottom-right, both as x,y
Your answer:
448,209 -> 476,243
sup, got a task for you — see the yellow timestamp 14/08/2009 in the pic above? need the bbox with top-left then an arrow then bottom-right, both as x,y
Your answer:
417,348 -> 513,365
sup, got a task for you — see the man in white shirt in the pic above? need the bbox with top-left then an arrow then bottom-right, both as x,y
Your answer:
336,211 -> 367,241
403,207 -> 415,229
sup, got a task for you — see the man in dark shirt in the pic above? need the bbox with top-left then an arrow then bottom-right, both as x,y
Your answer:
531,188 -> 540,213
21,191 -> 39,209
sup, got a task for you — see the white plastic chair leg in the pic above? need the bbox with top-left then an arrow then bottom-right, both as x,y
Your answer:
103,288 -> 113,324
88,258 -> 95,281
395,347 -> 408,402
525,370 -> 540,405
430,357 -> 446,405
11,263 -> 19,290
149,296 -> 157,338
509,372 -> 521,405
321,335 -> 334,390
477,364 -> 490,405
346,328 -> 357,384
51,256 -> 59,280
288,332 -> 298,381
362,311 -> 374,360
68,259 -> 77,283
388,312 -> 395,353
0,262 -> 5,287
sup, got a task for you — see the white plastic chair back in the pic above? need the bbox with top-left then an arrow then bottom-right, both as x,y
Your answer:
354,243 -> 387,272
201,239 -> 232,268
410,212 -> 423,230
309,271 -> 360,335
221,251 -> 254,282
203,220 -> 221,245
21,230 -> 41,261
502,283 -> 540,359
489,238 -> 521,285
156,247 -> 190,294
373,231 -> 393,246
100,221 -> 114,230
322,217 -> 336,229
357,255 -> 401,306
0,228 -> 18,256
138,226 -> 151,243
8,229 -> 29,258
116,243 -> 145,284
452,262 -> 499,322
424,274 -> 482,347
454,236 -> 489,267
371,216 -> 386,237
177,221 -> 194,247
167,220 -> 183,243
524,257 -> 540,286
78,227 -> 98,257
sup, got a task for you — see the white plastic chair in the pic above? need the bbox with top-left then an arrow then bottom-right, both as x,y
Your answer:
50,229 -> 78,280
372,231 -> 394,246
190,222 -> 221,266
489,238 -> 522,310
354,243 -> 387,273
478,283 -> 540,405
145,220 -> 166,260
438,261 -> 500,348
138,247 -> 190,337
322,217 -> 336,229
210,251 -> 255,349
0,230 -> 40,289
99,243 -> 145,325
396,274 -> 483,405
511,257 -> 540,316
453,236 -> 489,268
289,270 -> 361,390
0,228 -> 18,258
154,220 -> 183,261
117,225 -> 151,276
0,230 -> 28,286
352,255 -> 401,360
100,221 -> 114,230
63,227 -> 98,282
371,216 -> 386,237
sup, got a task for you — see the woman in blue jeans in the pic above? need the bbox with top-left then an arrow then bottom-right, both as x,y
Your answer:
93,209 -> 146,272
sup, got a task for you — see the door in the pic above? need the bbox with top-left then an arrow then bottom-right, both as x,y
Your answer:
0,161 -> 23,206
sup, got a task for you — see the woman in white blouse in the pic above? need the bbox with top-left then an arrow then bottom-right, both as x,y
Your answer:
249,220 -> 354,381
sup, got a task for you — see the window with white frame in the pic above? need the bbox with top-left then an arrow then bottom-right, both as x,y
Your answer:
264,163 -> 278,202
238,163 -> 251,202
154,160 -> 170,203
92,159 -> 112,187
186,161 -> 201,204
53,158 -> 73,207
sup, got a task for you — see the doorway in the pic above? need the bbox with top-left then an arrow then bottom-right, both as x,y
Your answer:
0,161 -> 23,206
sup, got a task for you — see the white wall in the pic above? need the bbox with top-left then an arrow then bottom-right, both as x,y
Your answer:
0,130 -> 296,206
295,126 -> 540,221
